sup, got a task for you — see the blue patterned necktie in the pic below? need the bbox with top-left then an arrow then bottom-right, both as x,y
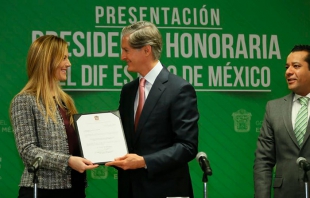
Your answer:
294,97 -> 309,145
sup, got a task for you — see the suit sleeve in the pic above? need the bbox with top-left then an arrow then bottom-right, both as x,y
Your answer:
144,82 -> 199,176
10,94 -> 71,173
254,101 -> 276,198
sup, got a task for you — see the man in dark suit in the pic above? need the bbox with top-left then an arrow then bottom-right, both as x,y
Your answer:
105,21 -> 199,198
254,45 -> 310,198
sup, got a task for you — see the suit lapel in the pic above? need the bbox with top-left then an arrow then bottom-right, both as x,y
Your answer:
302,120 -> 310,148
283,93 -> 299,147
134,68 -> 168,143
125,79 -> 139,147
301,97 -> 310,148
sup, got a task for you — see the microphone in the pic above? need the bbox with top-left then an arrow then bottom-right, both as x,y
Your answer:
28,154 -> 44,173
296,157 -> 310,172
196,152 -> 212,175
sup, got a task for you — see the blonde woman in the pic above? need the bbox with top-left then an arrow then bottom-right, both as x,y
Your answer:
10,35 -> 98,198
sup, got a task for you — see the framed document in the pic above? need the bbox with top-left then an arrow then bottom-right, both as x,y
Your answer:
73,110 -> 128,164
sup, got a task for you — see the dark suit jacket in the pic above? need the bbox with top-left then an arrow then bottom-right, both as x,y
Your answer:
118,67 -> 199,198
254,93 -> 310,198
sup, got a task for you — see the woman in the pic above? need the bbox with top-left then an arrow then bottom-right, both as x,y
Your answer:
10,35 -> 98,198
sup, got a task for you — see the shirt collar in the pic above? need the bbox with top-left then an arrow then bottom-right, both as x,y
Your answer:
294,93 -> 310,102
139,61 -> 163,85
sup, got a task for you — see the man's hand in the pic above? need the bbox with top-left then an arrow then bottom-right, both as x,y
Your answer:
105,154 -> 146,170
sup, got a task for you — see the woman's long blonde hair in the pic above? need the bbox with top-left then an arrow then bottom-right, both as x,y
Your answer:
20,35 -> 77,124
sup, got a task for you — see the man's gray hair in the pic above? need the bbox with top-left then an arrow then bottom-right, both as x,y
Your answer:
122,21 -> 162,60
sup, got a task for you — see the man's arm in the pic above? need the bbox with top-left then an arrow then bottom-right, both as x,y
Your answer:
254,102 -> 276,198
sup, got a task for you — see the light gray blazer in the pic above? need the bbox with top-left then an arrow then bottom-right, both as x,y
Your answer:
254,93 -> 310,198
10,92 -> 72,189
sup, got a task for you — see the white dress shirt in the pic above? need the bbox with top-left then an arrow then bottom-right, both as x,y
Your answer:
134,61 -> 163,118
292,93 -> 310,129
